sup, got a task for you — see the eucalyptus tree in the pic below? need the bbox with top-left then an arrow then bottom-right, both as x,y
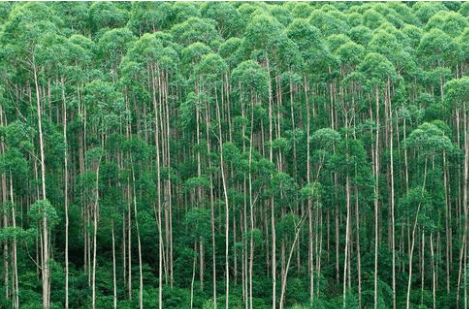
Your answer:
267,5 -> 293,28
95,27 -> 135,82
357,52 -> 397,309
348,25 -> 373,47
179,40 -> 214,294
403,122 -> 453,309
457,28 -> 469,73
244,13 -> 288,308
445,77 -> 469,308
51,1 -> 91,36
170,16 -> 219,48
425,11 -> 468,38
184,207 -> 211,309
82,78 -> 124,309
284,2 -> 313,19
334,38 -> 366,307
53,33 -> 93,309
0,120 -> 31,309
459,2 -> 469,17
387,2 -> 421,26
271,172 -> 301,309
417,28 -> 460,102
127,2 -> 171,35
231,59 -> 269,309
310,127 -> 341,302
196,52 -> 231,309
122,32 -> 173,309
309,9 -> 350,38
89,1 -> 128,34
200,2 -> 242,39
413,1 -> 448,24
362,9 -> 388,30
401,25 -> 423,51
171,1 -> 202,25
286,19 -> 334,304
0,3 -> 67,307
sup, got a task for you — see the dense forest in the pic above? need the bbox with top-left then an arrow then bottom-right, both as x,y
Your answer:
2,1 -> 469,308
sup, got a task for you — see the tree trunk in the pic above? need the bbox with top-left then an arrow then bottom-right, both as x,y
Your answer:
10,174 -> 19,309
112,221 -> 117,309
343,174 -> 351,308
62,77 -> 70,309
152,64 -> 164,309
279,218 -> 304,309
355,185 -> 362,308
91,155 -> 101,309
216,87 -> 230,309
374,85 -> 380,309
444,151 -> 451,295
421,231 -> 425,306
389,77 -> 396,309
131,166 -> 144,309
0,102 -> 9,303
265,50 -> 276,309
33,56 -> 50,309
406,159 -> 428,309
249,98 -> 256,309
430,233 -> 436,309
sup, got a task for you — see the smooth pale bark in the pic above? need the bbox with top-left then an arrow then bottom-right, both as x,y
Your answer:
421,231 -> 425,305
304,76 -> 314,304
289,70 -> 297,180
1,103 -> 9,303
158,70 -> 170,286
128,187 -> 132,300
210,169 -> 217,309
355,185 -> 362,308
122,212 -> 126,294
431,233 -> 436,309
249,98 -> 256,309
163,74 -> 174,288
457,102 -> 469,309
444,151 -> 451,295
194,78 -> 204,292
466,102 -> 469,309
266,50 -> 277,309
279,218 -> 304,309
216,88 -> 230,309
389,78 -> 396,309
343,102 -> 351,308
4,100 -> 20,309
151,63 -> 163,309
62,78 -> 70,309
91,156 -> 101,309
33,54 -> 50,309
374,85 -> 380,309
10,175 -> 18,309
343,174 -> 351,308
190,243 -> 197,309
132,167 -> 144,309
406,160 -> 428,309
112,221 -> 117,309
205,84 -> 217,309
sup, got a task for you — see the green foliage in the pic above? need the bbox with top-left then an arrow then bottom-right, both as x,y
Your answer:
357,52 -> 397,88
404,122 -> 453,157
171,17 -> 219,47
29,199 -> 59,228
0,2 -> 468,309
89,1 -> 128,32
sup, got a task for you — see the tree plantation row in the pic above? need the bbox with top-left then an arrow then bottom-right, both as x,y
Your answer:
2,1 -> 469,309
